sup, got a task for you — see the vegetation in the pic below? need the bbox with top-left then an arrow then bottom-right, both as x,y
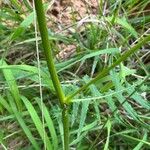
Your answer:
0,0 -> 150,149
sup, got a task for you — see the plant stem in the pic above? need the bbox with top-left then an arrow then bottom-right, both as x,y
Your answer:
62,106 -> 69,150
34,0 -> 69,149
34,0 -> 65,106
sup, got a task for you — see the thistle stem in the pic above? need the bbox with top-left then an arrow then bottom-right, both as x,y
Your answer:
34,1 -> 69,149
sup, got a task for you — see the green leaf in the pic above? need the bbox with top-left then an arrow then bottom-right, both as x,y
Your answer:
7,93 -> 39,150
0,95 -> 12,113
107,16 -> 138,38
126,83 -> 150,109
116,17 -> 138,38
11,27 -> 25,41
35,98 -> 58,150
11,11 -> 34,40
71,121 -> 97,146
110,69 -> 140,121
83,75 -> 101,121
77,100 -> 90,137
71,102 -> 80,127
121,134 -> 150,146
57,48 -> 119,72
120,64 -> 136,80
133,131 -> 147,150
0,60 -> 22,111
104,120 -> 111,150
21,96 -> 52,150
0,64 -> 54,91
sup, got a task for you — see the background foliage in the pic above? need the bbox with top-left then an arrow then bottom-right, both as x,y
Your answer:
0,0 -> 150,149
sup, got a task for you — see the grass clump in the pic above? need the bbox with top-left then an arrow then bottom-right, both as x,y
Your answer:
0,0 -> 150,149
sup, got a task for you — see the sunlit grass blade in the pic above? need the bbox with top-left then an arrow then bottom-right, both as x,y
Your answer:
11,11 -> 34,40
126,83 -> 150,109
121,134 -> 150,146
77,100 -> 90,138
104,120 -> 111,150
21,96 -> 52,150
110,69 -> 140,121
71,102 -> 80,127
23,0 -> 33,11
35,98 -> 58,150
83,75 -> 101,121
11,0 -> 22,12
57,48 -> 119,73
115,17 -> 138,38
133,131 -> 147,150
71,121 -> 98,146
0,60 -> 22,111
0,95 -> 12,113
0,64 -> 54,91
91,56 -> 99,77
105,95 -> 121,121
7,93 -> 39,150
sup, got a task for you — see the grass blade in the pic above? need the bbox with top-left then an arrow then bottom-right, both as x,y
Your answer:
104,120 -> 111,150
110,69 -> 140,121
7,93 -> 39,150
0,95 -> 12,113
35,98 -> 58,150
133,131 -> 147,150
21,96 -> 52,150
0,60 -> 22,111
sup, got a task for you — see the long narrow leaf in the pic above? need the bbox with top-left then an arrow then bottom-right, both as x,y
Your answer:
21,96 -> 52,150
104,120 -> 111,150
0,60 -> 22,111
7,93 -> 39,150
35,98 -> 58,150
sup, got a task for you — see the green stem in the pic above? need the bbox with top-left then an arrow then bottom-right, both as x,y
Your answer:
62,106 -> 69,150
34,0 -> 69,149
34,0 -> 65,106
66,35 -> 150,102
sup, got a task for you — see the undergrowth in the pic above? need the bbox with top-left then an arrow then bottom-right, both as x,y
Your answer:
0,0 -> 150,150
